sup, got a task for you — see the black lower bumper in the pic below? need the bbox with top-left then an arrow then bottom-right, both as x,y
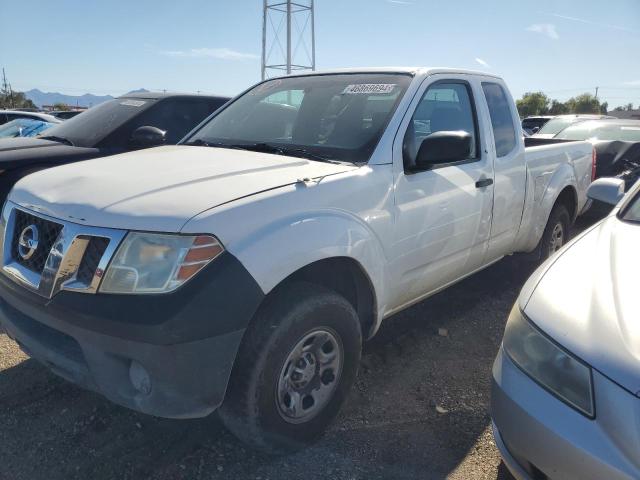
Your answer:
0,252 -> 264,418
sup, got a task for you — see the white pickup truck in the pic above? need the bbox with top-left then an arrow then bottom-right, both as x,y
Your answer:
0,68 -> 594,453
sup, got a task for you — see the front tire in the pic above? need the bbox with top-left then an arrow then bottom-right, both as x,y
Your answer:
219,282 -> 362,454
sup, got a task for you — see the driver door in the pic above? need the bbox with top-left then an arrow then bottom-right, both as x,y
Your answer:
388,75 -> 495,310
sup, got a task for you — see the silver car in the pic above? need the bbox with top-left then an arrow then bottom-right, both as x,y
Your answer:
492,177 -> 640,480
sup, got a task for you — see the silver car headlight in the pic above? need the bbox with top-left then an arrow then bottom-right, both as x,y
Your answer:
503,305 -> 595,418
99,232 -> 224,294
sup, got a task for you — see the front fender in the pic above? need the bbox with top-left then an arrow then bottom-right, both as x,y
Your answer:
226,208 -> 386,302
515,162 -> 577,252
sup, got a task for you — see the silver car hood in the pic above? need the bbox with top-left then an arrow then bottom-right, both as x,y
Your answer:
524,215 -> 640,395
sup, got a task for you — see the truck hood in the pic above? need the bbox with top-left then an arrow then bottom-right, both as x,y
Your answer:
10,145 -> 357,232
524,215 -> 640,396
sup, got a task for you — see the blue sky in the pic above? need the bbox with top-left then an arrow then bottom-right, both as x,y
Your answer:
2,0 -> 639,107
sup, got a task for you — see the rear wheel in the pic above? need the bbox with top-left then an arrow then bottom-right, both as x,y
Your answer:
539,204 -> 571,261
219,282 -> 362,454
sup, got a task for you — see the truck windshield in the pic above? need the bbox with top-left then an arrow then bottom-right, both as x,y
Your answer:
184,73 -> 412,163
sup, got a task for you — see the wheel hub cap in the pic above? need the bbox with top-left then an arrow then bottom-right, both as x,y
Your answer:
276,328 -> 343,424
549,222 -> 565,253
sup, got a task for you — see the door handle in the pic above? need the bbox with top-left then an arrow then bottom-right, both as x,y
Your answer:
475,178 -> 494,189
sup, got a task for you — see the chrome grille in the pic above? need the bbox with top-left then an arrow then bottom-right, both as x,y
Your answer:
11,209 -> 63,273
76,237 -> 110,285
1,202 -> 126,298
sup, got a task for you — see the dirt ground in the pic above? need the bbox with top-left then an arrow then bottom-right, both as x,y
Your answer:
0,219 -> 594,480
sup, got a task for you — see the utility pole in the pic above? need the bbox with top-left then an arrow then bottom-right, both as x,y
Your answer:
262,0 -> 315,80
595,86 -> 599,99
1,68 -> 9,108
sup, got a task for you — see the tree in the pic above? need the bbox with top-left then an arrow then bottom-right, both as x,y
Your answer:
549,99 -> 569,115
516,91 -> 550,117
52,102 -> 70,111
600,102 -> 608,114
626,103 -> 634,111
0,90 -> 36,110
570,94 -> 601,114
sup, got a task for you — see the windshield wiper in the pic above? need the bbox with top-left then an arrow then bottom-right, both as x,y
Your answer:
184,140 -> 351,165
183,139 -> 248,151
39,135 -> 74,146
226,142 -> 348,164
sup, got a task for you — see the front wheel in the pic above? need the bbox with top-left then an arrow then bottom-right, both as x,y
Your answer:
218,282 -> 362,454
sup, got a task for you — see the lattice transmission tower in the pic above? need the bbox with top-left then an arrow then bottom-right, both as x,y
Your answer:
261,0 -> 315,80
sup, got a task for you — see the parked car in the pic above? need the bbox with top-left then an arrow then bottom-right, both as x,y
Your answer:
0,110 -> 59,126
533,114 -> 616,138
554,119 -> 640,189
521,115 -> 553,135
47,110 -> 83,120
491,176 -> 640,480
0,118 -> 61,138
0,68 -> 595,453
0,92 -> 229,201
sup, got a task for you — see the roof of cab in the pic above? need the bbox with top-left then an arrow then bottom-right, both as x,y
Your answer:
118,91 -> 230,101
268,66 -> 504,80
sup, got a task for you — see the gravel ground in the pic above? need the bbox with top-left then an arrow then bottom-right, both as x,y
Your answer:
0,219 -> 594,480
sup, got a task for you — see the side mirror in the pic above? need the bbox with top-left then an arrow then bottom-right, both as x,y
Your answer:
587,177 -> 625,206
532,126 -> 540,134
415,131 -> 472,170
130,126 -> 166,148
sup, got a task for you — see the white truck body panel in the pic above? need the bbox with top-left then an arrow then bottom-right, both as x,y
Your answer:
9,145 -> 357,232
9,67 -> 594,336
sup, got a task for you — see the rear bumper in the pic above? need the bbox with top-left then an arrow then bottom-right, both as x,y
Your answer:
0,252 -> 264,418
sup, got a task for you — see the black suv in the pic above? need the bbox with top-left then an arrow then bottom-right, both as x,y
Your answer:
0,92 -> 229,200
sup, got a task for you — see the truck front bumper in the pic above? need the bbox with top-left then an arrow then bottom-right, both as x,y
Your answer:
0,252 -> 264,419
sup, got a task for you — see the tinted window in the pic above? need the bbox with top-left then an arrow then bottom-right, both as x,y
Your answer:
536,117 -> 576,136
102,97 -> 226,148
403,82 -> 478,165
186,73 -> 412,163
556,121 -> 640,142
622,190 -> 640,223
39,98 -> 155,148
482,82 -> 517,157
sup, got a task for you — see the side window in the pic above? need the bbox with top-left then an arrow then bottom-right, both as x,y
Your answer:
102,98 -> 220,148
403,82 -> 478,166
481,82 -> 517,157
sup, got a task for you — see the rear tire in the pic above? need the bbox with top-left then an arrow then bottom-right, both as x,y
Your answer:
219,282 -> 362,454
539,204 -> 571,261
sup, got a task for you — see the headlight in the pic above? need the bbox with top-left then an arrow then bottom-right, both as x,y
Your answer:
99,232 -> 224,294
503,305 -> 594,418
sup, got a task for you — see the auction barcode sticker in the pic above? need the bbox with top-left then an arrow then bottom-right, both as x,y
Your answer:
120,99 -> 146,107
343,84 -> 396,95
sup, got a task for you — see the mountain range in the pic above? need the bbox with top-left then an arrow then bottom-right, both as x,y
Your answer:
25,88 -> 149,108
